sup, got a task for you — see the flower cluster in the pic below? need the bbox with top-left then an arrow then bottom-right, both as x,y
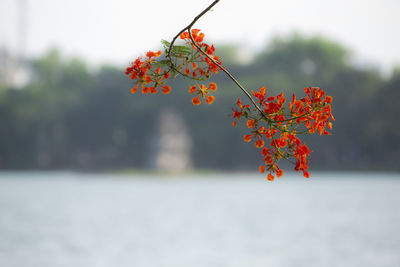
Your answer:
189,82 -> 217,105
232,87 -> 334,181
293,87 -> 334,135
232,98 -> 250,129
179,29 -> 222,78
125,29 -> 221,106
125,51 -> 172,95
126,24 -> 335,181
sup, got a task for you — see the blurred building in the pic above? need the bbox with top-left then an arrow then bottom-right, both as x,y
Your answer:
151,109 -> 193,172
0,47 -> 32,88
0,0 -> 33,88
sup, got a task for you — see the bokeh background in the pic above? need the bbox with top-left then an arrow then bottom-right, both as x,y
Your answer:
1,0 -> 399,171
1,1 -> 400,267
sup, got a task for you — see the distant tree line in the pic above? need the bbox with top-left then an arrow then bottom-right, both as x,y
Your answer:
0,34 -> 399,171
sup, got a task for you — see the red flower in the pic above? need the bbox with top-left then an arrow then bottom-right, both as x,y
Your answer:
206,95 -> 215,104
188,83 -> 217,105
192,97 -> 201,105
131,86 -> 138,94
162,85 -> 171,95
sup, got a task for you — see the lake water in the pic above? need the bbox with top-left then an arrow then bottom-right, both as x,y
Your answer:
0,172 -> 399,267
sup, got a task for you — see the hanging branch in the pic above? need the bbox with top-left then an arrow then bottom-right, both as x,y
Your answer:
125,0 -> 335,181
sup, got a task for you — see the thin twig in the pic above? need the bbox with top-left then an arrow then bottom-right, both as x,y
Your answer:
167,0 -> 268,119
172,0 -> 272,119
187,28 -> 266,116
167,0 -> 220,59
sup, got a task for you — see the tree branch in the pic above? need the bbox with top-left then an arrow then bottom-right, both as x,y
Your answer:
187,29 -> 265,117
167,0 -> 220,59
167,0 -> 268,120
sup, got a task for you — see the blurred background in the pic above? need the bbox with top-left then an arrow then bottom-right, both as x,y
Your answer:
0,0 -> 399,267
0,0 -> 399,171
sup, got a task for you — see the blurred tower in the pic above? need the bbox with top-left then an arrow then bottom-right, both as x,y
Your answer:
0,0 -> 31,88
18,0 -> 27,63
150,109 -> 193,172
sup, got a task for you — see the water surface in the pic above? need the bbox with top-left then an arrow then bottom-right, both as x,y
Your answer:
0,172 -> 399,267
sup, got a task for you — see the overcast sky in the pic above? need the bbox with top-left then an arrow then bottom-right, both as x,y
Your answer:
1,0 -> 399,74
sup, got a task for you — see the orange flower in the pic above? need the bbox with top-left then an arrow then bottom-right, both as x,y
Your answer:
267,173 -> 274,181
149,87 -> 157,94
324,95 -> 333,103
194,32 -> 205,43
206,44 -> 215,55
246,120 -> 255,128
180,32 -> 189,39
277,92 -> 285,106
264,156 -> 273,165
192,97 -> 201,105
206,95 -> 215,104
259,165 -> 265,173
243,135 -> 252,142
145,51 -> 154,58
261,147 -> 270,156
208,82 -> 217,91
296,144 -> 311,157
180,29 -> 205,43
252,86 -> 267,103
191,29 -> 200,36
188,83 -> 216,105
273,138 -> 287,148
162,85 -> 171,95
131,86 -> 138,94
199,68 -> 205,76
142,87 -> 150,94
146,50 -> 162,59
255,139 -> 265,148
189,85 -> 197,94
144,75 -> 152,84
232,98 -> 250,128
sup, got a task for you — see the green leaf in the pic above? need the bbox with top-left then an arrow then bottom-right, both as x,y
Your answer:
155,59 -> 171,67
171,45 -> 192,55
161,39 -> 171,48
